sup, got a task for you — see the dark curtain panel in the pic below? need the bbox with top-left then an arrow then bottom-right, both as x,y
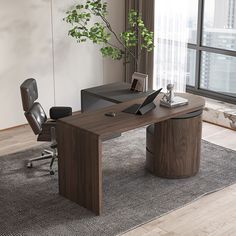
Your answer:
125,0 -> 155,89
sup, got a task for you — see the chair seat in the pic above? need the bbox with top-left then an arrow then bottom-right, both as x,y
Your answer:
50,106 -> 72,120
37,121 -> 56,142
50,143 -> 57,149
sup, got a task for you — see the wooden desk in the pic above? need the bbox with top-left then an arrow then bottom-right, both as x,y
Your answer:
57,93 -> 205,215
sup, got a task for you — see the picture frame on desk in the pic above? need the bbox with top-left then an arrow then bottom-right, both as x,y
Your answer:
131,72 -> 148,92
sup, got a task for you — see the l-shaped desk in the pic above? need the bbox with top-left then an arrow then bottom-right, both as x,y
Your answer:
57,92 -> 205,215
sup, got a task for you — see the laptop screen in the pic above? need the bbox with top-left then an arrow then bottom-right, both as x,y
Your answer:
139,88 -> 162,110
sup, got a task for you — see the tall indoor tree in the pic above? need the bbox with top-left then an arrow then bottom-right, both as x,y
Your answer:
64,0 -> 154,71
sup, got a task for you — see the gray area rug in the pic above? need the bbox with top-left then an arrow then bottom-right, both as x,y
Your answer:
0,127 -> 236,236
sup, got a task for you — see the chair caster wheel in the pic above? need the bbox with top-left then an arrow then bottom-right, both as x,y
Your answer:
27,162 -> 33,168
50,170 -> 55,175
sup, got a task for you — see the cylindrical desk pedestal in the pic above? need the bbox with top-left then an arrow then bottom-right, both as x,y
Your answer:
146,109 -> 203,179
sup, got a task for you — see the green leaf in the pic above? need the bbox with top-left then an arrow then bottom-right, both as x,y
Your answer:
65,1 -> 154,62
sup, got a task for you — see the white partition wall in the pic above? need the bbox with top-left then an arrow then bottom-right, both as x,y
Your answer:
0,0 -> 54,130
0,0 -> 125,130
52,0 -> 104,110
103,0 -> 125,84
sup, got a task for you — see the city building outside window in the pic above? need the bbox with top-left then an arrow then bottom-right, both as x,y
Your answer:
155,0 -> 236,104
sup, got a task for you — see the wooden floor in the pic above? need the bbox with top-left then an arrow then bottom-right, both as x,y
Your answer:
0,124 -> 39,156
0,122 -> 236,235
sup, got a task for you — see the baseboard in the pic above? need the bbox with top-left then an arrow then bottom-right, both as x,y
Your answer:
0,110 -> 81,131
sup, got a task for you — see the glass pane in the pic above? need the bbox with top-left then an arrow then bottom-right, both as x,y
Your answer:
203,0 -> 236,51
187,0 -> 198,44
200,52 -> 236,96
186,49 -> 196,86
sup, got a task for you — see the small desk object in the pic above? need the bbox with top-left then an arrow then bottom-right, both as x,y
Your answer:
122,89 -> 162,115
57,93 -> 205,215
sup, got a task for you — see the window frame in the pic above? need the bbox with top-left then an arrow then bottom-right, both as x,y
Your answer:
186,0 -> 236,104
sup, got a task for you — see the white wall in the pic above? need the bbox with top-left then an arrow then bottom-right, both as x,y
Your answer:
0,0 -> 55,130
103,0 -> 126,84
0,0 -> 125,130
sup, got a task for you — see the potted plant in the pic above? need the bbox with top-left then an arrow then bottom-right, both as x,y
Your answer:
64,0 -> 154,89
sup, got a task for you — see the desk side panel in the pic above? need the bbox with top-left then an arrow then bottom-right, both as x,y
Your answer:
57,121 -> 102,215
81,90 -> 115,113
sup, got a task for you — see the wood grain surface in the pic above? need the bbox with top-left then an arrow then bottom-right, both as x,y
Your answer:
57,122 -> 102,215
60,93 -> 205,139
146,113 -> 202,178
57,93 -> 205,214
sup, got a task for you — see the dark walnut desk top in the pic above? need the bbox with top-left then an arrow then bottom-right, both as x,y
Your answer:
60,93 -> 205,138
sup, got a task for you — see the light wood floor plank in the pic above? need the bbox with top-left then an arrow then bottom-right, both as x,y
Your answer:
0,125 -> 39,156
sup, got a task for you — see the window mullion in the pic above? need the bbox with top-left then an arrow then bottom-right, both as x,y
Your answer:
195,0 -> 204,90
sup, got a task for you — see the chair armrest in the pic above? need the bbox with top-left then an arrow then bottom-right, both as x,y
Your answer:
50,106 -> 72,120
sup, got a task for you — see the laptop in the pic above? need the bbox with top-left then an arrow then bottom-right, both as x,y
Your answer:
122,88 -> 162,115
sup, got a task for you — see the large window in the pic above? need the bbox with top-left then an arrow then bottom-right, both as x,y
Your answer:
186,0 -> 236,103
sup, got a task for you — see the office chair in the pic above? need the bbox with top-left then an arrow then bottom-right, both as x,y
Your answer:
20,78 -> 72,175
